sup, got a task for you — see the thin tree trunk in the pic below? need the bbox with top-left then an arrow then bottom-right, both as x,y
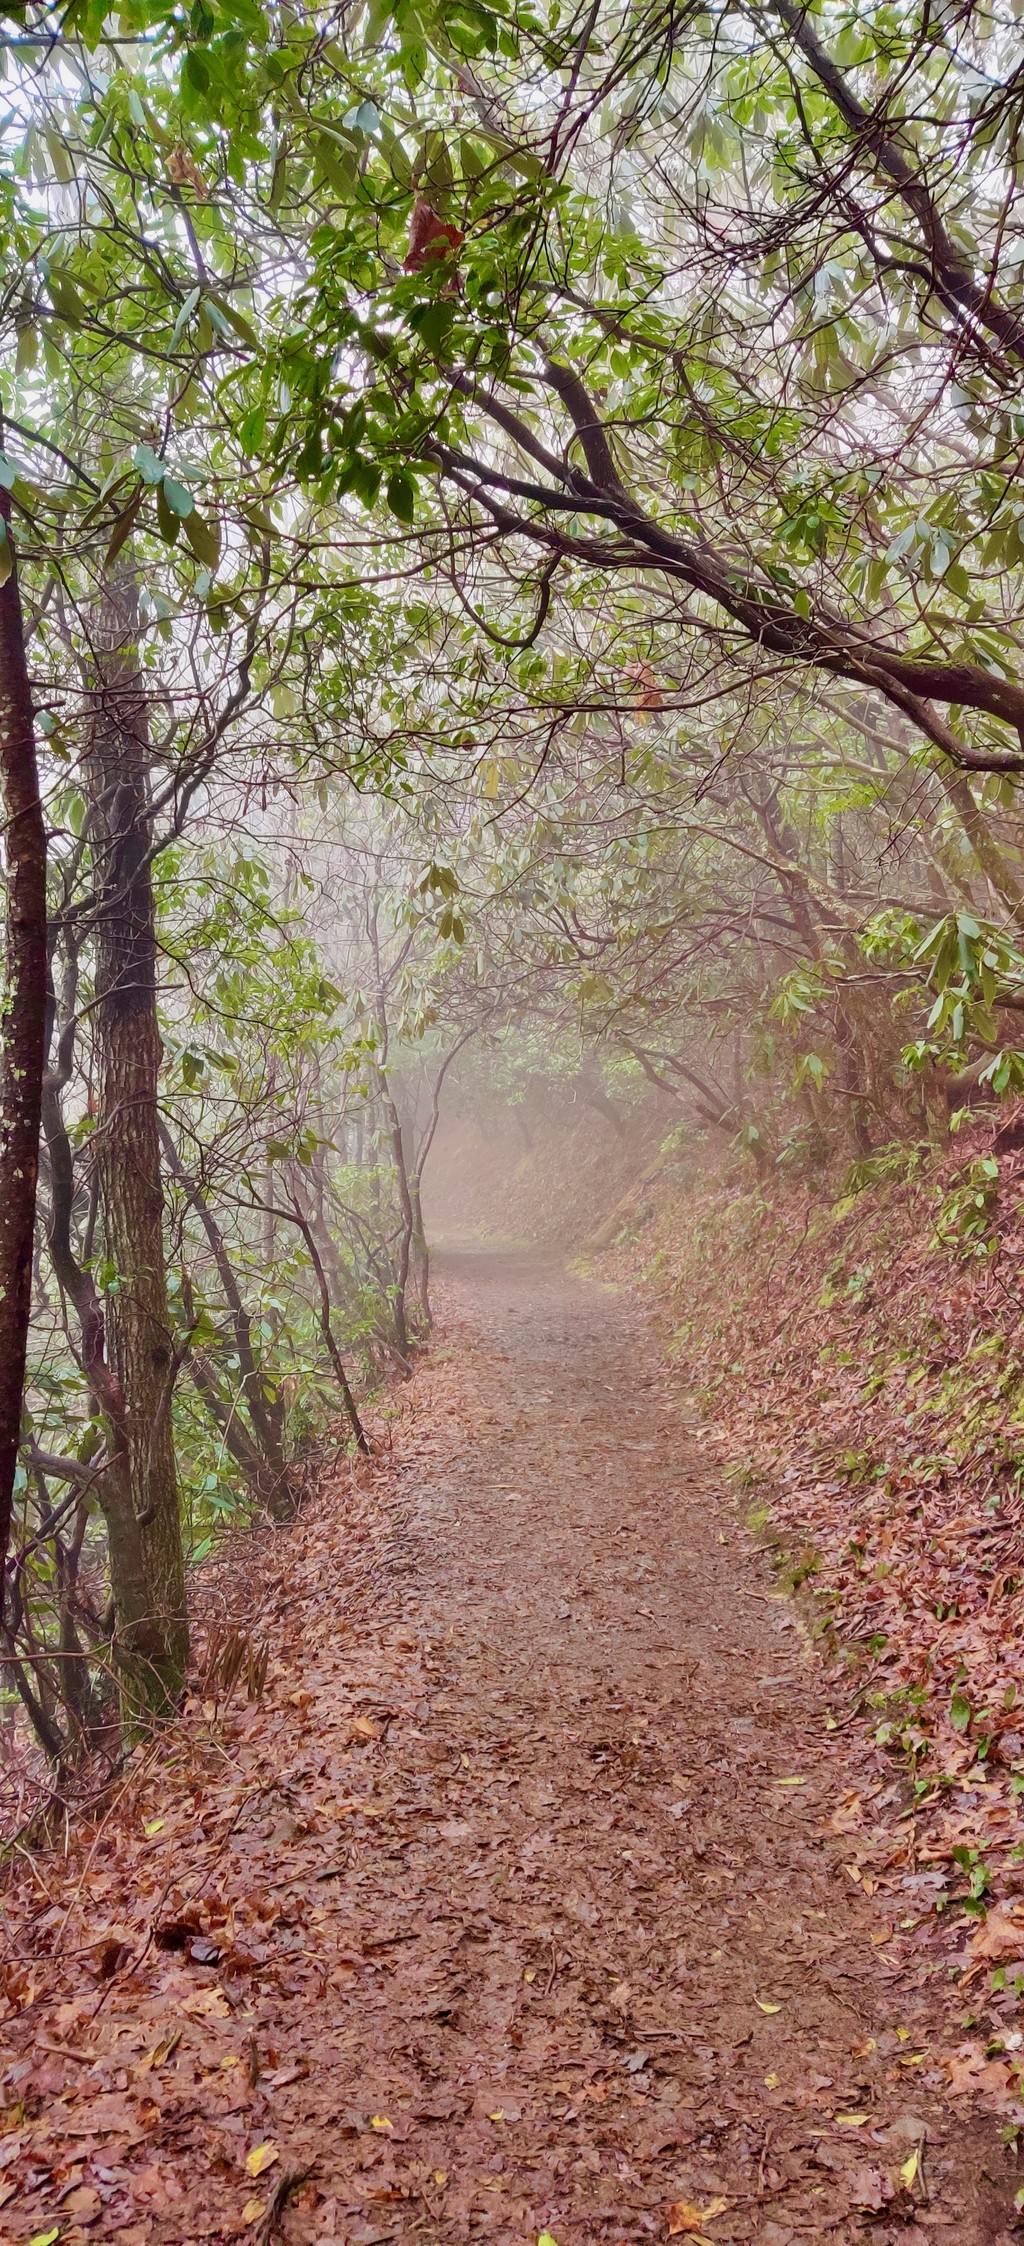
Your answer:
41,993 -> 161,1707
383,1088 -> 415,1359
410,1025 -> 480,1329
940,770 -> 1024,924
408,1169 -> 430,1327
0,457 -> 47,1581
159,1124 -> 288,1477
84,575 -> 187,1712
262,1199 -> 369,1453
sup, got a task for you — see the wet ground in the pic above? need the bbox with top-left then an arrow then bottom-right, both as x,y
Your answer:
1,1252 -> 1014,2244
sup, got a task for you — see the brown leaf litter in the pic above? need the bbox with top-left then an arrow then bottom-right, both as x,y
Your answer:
0,1250 -> 1019,2243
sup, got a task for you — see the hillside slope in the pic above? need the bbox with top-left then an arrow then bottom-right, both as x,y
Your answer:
591,1118 -> 1024,2040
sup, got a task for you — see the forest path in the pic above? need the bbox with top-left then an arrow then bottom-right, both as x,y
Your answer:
2,1253 -> 1013,2246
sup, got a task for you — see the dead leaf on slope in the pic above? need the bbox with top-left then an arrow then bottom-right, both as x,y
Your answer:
967,1905 -> 1024,1962
846,2166 -> 887,2212
667,2196 -> 727,2235
181,1986 -> 231,2018
62,2184 -> 102,2219
64,2093 -> 148,2140
245,2140 -> 279,2177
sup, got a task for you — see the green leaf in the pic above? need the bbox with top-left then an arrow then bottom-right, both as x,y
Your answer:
184,47 -> 211,93
208,291 -> 258,348
170,285 -> 201,349
162,476 -> 195,519
0,521 -> 12,590
239,406 -> 266,456
387,468 -> 416,523
183,509 -> 221,568
380,121 -> 413,186
408,301 -> 455,354
401,33 -> 427,87
310,130 -> 358,197
44,123 -> 76,182
951,1689 -> 972,1734
156,481 -> 182,544
47,268 -> 84,324
134,443 -> 166,486
104,488 -> 144,568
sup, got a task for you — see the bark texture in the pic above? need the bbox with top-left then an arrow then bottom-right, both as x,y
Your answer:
85,577 -> 187,1710
0,468 -> 47,1578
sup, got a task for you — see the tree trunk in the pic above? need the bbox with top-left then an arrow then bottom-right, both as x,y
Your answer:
160,1124 -> 288,1489
408,1169 -> 431,1328
379,1080 -> 414,1363
0,456 -> 47,1583
84,576 -> 187,1712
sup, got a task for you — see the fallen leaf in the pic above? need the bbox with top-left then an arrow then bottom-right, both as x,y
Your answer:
968,1906 -> 1024,1963
91,1936 -> 130,1980
245,2141 -> 279,2178
64,2092 -> 146,2140
143,1818 -> 165,1837
946,2046 -> 1014,2096
835,2112 -> 869,2127
847,2166 -> 886,2212
899,2148 -> 920,2190
139,2029 -> 182,2072
764,2072 -> 779,2088
181,1986 -> 230,2018
242,2198 -> 266,2225
667,2197 -> 727,2235
538,2232 -> 560,2246
775,1776 -> 806,1787
265,2060 -> 306,2088
870,1926 -> 894,1946
29,2231 -> 61,2246
62,2186 -> 100,2219
370,2114 -> 393,2131
754,1996 -> 782,2013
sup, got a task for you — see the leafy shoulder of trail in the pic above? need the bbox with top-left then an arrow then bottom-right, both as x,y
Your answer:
595,1116 -> 1024,2104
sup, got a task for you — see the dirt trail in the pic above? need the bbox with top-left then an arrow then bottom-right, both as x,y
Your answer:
2,1253 -> 1016,2245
